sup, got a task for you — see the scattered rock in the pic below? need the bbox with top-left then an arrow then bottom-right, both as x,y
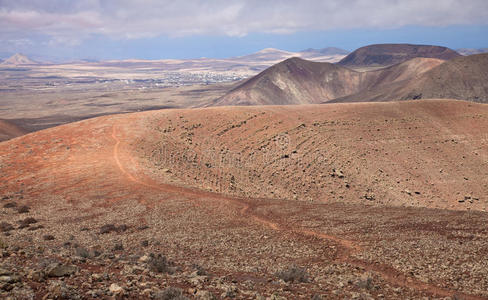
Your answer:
46,263 -> 77,277
154,286 -> 189,300
195,290 -> 216,300
0,274 -> 20,284
109,283 -> 123,294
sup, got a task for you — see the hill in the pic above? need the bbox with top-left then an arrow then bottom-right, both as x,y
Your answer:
1,101 -> 488,298
0,119 -> 27,141
337,43 -> 460,68
213,56 -> 444,106
334,53 -> 488,103
1,53 -> 37,65
210,57 -> 360,106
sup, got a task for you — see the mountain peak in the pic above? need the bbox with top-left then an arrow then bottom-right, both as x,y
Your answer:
1,53 -> 37,65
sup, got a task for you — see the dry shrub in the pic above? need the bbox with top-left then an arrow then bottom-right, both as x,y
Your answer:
276,265 -> 309,283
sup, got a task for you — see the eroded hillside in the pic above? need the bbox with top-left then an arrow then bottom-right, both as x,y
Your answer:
141,100 -> 488,211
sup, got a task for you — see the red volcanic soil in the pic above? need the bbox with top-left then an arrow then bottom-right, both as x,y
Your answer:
0,119 -> 27,141
1,100 -> 488,299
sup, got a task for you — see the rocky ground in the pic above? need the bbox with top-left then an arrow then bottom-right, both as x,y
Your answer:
1,100 -> 487,299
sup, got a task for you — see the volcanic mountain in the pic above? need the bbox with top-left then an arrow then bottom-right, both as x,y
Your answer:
1,53 -> 37,65
212,56 -> 444,106
210,57 -> 359,106
334,53 -> 488,103
337,43 -> 460,68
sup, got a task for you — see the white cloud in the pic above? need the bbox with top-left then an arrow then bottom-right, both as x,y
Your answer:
0,0 -> 487,45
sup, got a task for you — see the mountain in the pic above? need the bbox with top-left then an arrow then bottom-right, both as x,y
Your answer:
333,53 -> 488,103
337,44 -> 460,68
0,53 -> 37,65
212,56 -> 444,106
211,57 -> 360,106
456,48 -> 488,56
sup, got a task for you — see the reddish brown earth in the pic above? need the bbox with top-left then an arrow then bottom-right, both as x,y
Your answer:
1,100 -> 488,299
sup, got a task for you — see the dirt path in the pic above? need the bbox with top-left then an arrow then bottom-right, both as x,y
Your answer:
111,122 -> 487,300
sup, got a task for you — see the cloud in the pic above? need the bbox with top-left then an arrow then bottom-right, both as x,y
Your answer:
0,0 -> 487,45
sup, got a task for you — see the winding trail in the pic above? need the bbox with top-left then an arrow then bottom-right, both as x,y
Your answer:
111,123 -> 487,300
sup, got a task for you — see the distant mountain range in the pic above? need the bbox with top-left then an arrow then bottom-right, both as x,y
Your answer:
1,47 -> 349,66
214,44 -> 488,105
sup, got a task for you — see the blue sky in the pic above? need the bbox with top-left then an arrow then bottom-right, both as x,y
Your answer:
1,0 -> 487,61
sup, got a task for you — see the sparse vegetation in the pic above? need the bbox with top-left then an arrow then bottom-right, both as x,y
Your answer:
154,287 -> 189,300
113,243 -> 124,251
18,217 -> 37,229
148,253 -> 174,274
74,246 -> 91,258
27,224 -> 44,231
17,205 -> 30,213
99,224 -> 129,234
43,234 -> 55,241
276,265 -> 309,283
3,202 -> 17,208
0,221 -> 14,232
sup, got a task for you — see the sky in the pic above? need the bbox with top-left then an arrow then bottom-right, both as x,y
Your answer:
1,0 -> 488,61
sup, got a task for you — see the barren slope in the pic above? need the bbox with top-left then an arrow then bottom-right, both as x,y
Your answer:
211,58 -> 361,106
1,100 -> 488,299
213,57 -> 443,106
0,119 -> 27,141
338,43 -> 460,68
334,53 -> 488,103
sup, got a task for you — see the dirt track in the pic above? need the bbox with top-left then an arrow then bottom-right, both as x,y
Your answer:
1,100 -> 488,299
